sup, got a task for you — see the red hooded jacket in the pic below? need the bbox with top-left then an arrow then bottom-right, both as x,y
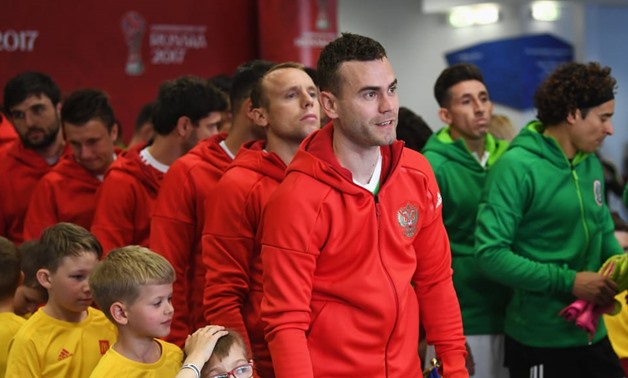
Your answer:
0,115 -> 17,157
23,149 -> 122,240
149,134 -> 232,346
0,141 -> 70,244
203,140 -> 285,378
260,124 -> 467,377
91,148 -> 163,254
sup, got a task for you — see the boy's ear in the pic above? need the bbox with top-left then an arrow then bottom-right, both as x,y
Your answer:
110,301 -> 129,325
36,268 -> 52,289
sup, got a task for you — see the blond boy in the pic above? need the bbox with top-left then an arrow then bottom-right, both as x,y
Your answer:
6,223 -> 117,377
88,245 -> 183,377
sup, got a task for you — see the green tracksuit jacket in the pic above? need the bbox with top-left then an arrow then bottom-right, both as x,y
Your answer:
475,121 -> 622,348
423,127 -> 510,335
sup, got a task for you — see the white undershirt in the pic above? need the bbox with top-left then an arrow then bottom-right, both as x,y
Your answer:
96,153 -> 118,182
353,150 -> 382,193
140,147 -> 169,173
219,140 -> 236,160
472,150 -> 490,168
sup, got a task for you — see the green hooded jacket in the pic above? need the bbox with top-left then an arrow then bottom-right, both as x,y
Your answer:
475,121 -> 622,347
423,127 -> 510,335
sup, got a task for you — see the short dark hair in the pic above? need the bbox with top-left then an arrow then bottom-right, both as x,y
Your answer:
3,71 -> 61,112
0,236 -> 19,300
397,107 -> 433,152
152,75 -> 228,135
317,32 -> 387,95
229,60 -> 275,114
61,89 -> 116,131
534,62 -> 617,126
434,63 -> 485,108
39,223 -> 102,272
208,74 -> 233,97
135,101 -> 155,132
17,240 -> 48,300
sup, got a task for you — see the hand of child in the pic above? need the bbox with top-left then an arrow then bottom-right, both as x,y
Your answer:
183,325 -> 229,367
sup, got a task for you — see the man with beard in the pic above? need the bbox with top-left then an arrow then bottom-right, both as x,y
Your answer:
23,89 -> 122,240
0,72 -> 69,244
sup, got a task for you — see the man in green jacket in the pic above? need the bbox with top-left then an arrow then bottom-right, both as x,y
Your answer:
423,63 -> 510,378
475,62 -> 624,378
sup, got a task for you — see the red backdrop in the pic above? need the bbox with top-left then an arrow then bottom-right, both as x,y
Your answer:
0,0 -> 337,143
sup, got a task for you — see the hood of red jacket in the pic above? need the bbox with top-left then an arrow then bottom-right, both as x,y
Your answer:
105,148 -> 162,193
287,122 -> 404,194
187,132 -> 232,171
7,140 -> 71,169
54,147 -> 124,184
227,139 -> 286,182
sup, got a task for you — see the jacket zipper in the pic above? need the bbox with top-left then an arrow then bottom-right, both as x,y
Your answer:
374,193 -> 399,377
571,168 -> 590,252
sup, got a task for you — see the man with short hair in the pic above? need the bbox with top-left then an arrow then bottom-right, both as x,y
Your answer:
149,61 -> 272,347
23,89 -> 121,240
92,75 -> 227,254
476,62 -> 624,378
203,62 -> 320,377
422,63 -> 510,378
260,33 -> 467,377
0,71 -> 69,244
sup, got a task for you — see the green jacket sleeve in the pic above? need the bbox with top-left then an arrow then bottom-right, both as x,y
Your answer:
475,158 -> 576,294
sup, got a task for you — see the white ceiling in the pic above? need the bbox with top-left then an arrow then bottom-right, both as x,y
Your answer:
422,0 -> 628,13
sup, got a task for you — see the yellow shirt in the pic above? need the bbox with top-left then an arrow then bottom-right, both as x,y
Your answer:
0,312 -> 26,377
5,306 -> 117,378
89,339 -> 183,377
605,290 -> 628,358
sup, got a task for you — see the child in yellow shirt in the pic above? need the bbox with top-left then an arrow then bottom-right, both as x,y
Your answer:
5,223 -> 117,378
0,236 -> 25,377
88,245 -> 183,377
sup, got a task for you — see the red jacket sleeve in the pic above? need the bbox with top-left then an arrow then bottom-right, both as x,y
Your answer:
91,171 -> 136,255
413,168 -> 467,378
23,178 -> 58,240
202,177 -> 256,353
149,166 -> 196,347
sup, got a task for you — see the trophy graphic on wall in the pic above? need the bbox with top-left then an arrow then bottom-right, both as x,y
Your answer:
120,11 -> 146,76
316,0 -> 330,30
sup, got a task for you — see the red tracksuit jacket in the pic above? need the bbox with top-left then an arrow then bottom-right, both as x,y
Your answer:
203,140 -> 285,378
0,115 -> 17,157
260,124 -> 468,377
91,148 -> 163,254
23,149 -> 122,240
150,133 -> 232,346
0,141 -> 70,244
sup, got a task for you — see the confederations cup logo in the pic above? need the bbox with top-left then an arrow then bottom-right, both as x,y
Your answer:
120,11 -> 146,76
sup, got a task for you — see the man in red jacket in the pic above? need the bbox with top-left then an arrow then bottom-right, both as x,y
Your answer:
91,75 -> 227,254
0,113 -> 17,157
23,89 -> 121,240
149,60 -> 272,347
0,72 -> 69,244
203,62 -> 320,378
260,33 -> 468,377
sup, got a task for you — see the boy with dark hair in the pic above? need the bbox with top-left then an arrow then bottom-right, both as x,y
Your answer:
150,61 -> 272,347
260,32 -> 467,377
24,89 -> 121,239
423,63 -> 510,377
476,62 -> 623,378
0,71 -> 69,244
13,240 -> 48,317
89,245 -> 182,376
0,236 -> 24,376
6,223 -> 116,377
92,75 -> 227,254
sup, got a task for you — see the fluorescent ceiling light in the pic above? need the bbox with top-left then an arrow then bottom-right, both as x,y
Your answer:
532,1 -> 560,21
448,4 -> 500,28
